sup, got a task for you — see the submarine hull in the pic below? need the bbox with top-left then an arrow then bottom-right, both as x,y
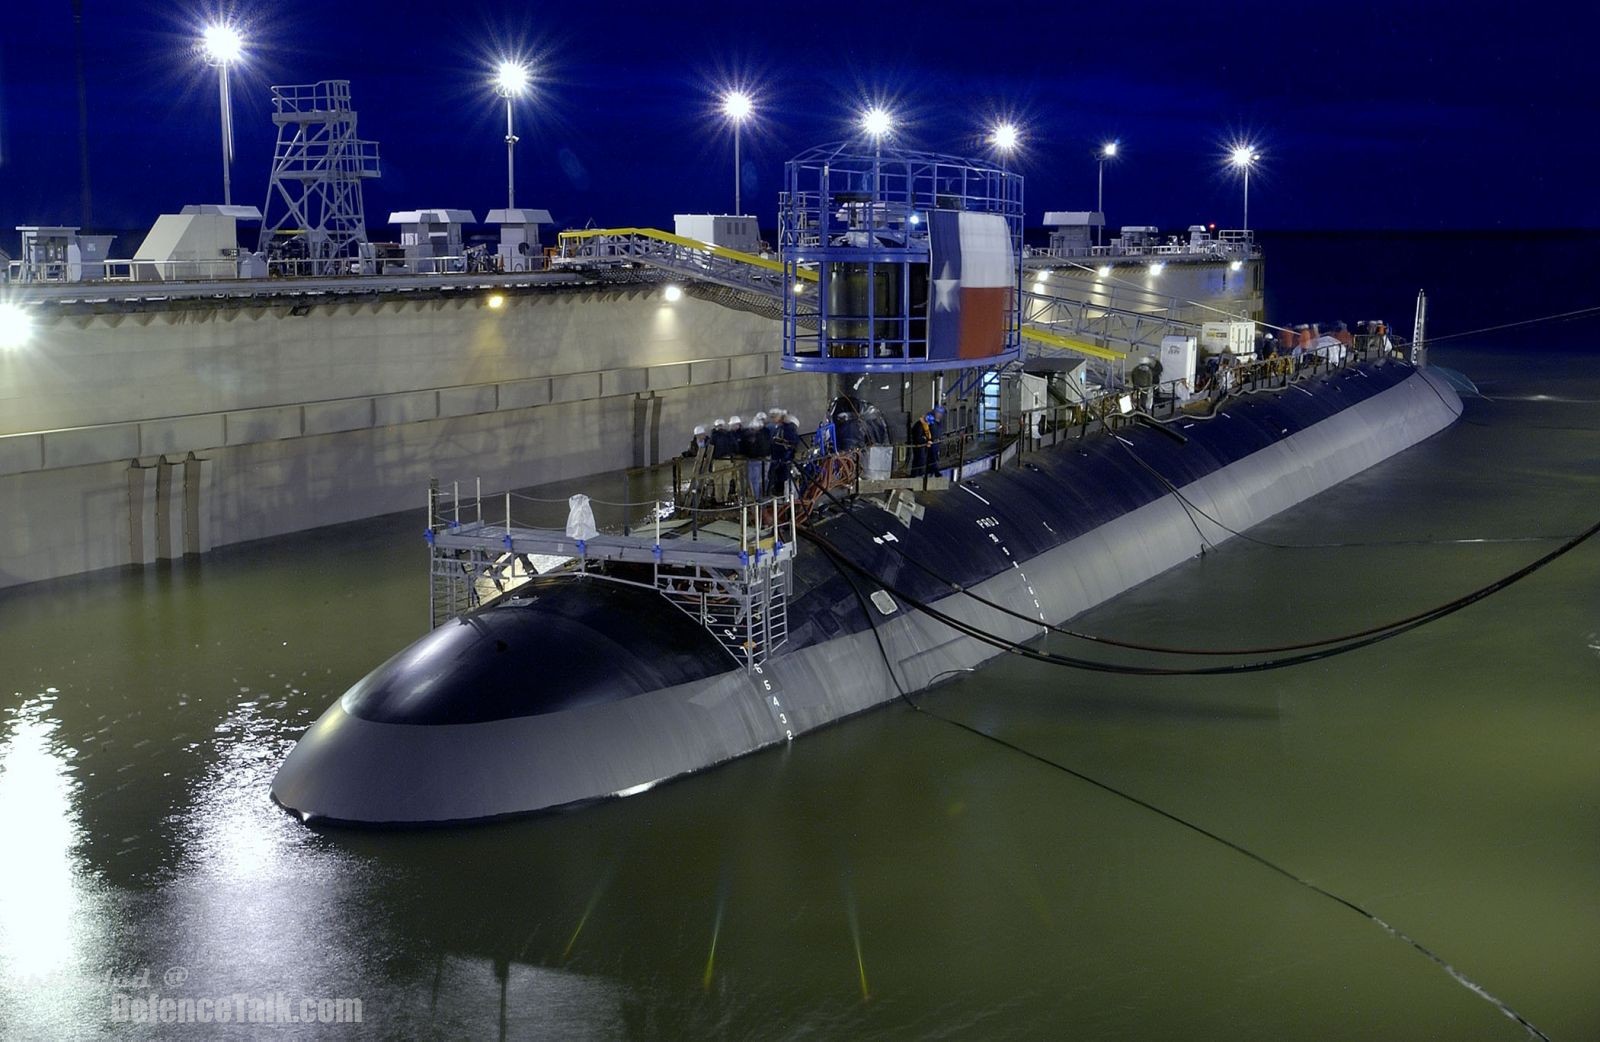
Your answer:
272,362 -> 1461,825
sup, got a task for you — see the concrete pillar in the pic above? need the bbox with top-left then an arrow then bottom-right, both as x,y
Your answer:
632,393 -> 662,469
126,460 -> 158,565
184,452 -> 212,554
155,455 -> 184,559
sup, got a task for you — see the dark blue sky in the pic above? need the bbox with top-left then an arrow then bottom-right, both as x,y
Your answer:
1,1 -> 1594,242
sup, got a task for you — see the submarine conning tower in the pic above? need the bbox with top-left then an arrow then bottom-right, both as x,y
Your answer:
779,145 -> 1023,398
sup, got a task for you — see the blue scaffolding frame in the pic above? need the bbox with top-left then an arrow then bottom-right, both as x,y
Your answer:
780,144 -> 1023,374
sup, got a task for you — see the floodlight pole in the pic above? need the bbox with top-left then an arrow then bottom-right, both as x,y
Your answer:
504,94 -> 518,211
1242,164 -> 1250,232
1096,158 -> 1105,247
218,61 -> 234,206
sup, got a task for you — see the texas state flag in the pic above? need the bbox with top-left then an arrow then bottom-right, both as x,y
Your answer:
928,210 -> 1013,361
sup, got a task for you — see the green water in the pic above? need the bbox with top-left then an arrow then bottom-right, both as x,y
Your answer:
1,345 -> 1596,1040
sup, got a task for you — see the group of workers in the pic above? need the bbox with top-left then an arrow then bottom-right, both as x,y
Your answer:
682,398 -> 956,502
683,409 -> 802,500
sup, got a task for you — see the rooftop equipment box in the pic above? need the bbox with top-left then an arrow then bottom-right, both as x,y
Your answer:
673,214 -> 761,254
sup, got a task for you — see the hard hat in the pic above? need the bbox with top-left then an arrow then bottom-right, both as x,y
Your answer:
693,425 -> 706,436
729,415 -> 742,427
753,411 -> 767,423
713,418 -> 726,427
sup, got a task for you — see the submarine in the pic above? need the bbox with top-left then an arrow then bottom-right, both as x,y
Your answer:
270,146 -> 1463,825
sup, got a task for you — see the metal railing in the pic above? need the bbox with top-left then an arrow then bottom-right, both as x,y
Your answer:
1027,230 -> 1262,262
841,333 -> 1401,489
556,227 -> 813,298
1004,333 -> 1397,456
1022,286 -> 1198,357
425,476 -> 800,669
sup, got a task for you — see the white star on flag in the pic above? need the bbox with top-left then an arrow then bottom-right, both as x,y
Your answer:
933,262 -> 958,311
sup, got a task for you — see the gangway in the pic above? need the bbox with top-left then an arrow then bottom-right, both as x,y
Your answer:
1022,287 -> 1198,359
426,480 -> 796,670
556,227 -> 815,298
555,226 -> 1193,365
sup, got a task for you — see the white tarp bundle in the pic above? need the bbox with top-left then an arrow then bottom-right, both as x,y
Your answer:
565,494 -> 598,540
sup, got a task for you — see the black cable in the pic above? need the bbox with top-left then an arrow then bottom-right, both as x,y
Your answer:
1110,434 -> 1217,554
1114,370 -> 1468,554
813,485 -> 1587,659
907,701 -> 1552,1039
801,512 -> 1600,676
1425,303 -> 1600,345
810,519 -> 1552,1040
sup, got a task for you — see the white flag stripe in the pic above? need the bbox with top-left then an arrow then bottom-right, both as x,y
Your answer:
957,212 -> 1012,288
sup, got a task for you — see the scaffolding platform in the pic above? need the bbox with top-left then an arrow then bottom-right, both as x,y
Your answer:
428,518 -> 791,570
426,480 -> 797,670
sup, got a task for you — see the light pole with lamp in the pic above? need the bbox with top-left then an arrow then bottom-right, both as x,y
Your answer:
495,61 -> 532,210
200,24 -> 244,205
1096,141 -> 1118,246
1230,144 -> 1261,232
721,90 -> 753,215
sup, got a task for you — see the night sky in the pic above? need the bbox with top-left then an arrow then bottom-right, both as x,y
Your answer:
0,1 -> 1594,244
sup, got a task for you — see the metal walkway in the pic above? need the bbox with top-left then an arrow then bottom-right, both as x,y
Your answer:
556,227 -> 815,298
1022,288 -> 1198,359
426,481 -> 796,670
555,227 -> 1195,364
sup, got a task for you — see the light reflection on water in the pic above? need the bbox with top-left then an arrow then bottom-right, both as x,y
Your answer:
0,697 -> 84,981
0,341 -> 1595,1039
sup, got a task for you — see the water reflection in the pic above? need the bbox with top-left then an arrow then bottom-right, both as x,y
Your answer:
0,696 -> 83,981
0,693 -> 115,1032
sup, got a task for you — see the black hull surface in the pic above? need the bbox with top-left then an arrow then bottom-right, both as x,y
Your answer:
271,361 -> 1461,825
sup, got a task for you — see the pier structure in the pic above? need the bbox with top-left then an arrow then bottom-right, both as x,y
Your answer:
0,275 -> 830,590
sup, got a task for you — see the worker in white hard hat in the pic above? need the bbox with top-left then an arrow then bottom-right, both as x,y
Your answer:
682,423 -> 710,458
711,418 -> 737,459
741,412 -> 771,498
778,409 -> 800,455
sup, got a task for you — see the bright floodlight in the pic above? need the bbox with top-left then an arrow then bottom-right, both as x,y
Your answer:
663,284 -> 684,302
495,60 -> 531,97
201,23 -> 243,65
860,106 -> 893,140
1101,141 -> 1118,159
0,304 -> 34,350
1230,145 -> 1260,168
991,122 -> 1019,153
722,90 -> 753,122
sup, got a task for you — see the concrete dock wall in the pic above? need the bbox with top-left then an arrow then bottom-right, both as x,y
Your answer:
0,285 -> 826,589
